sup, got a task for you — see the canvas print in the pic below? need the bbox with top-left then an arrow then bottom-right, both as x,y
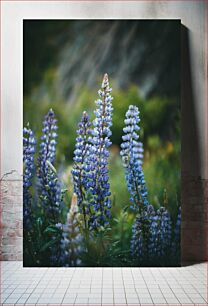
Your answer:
23,20 -> 181,267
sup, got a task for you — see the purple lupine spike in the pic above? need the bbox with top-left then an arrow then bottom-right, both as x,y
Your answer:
85,73 -> 113,229
130,205 -> 154,263
39,108 -> 58,166
130,214 -> 145,261
158,207 -> 172,254
171,206 -> 181,260
37,109 -> 64,223
71,111 -> 92,229
148,206 -> 172,260
23,125 -> 36,230
59,194 -> 83,267
174,206 -> 181,243
131,205 -> 172,264
120,105 -> 148,211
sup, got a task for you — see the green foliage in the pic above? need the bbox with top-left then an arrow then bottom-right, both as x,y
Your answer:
109,152 -> 129,214
24,70 -> 180,267
144,140 -> 181,220
55,150 -> 180,267
24,71 -> 180,167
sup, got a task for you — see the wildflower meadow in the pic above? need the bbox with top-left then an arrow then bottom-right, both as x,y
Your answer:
23,74 -> 181,267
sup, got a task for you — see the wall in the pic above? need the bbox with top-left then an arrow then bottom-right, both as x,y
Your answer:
0,1 -> 207,263
0,172 -> 22,260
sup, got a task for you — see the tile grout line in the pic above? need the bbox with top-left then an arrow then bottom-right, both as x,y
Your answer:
62,267 -> 77,305
175,270 -> 202,304
121,268 -> 127,305
156,268 -> 181,304
24,268 -> 51,305
149,268 -> 169,304
0,262 -> 207,306
130,267 -> 141,305
139,268 -> 154,305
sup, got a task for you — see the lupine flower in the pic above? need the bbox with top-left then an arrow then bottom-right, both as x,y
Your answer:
23,125 -> 36,230
84,73 -> 113,229
120,105 -> 148,210
59,194 -> 83,266
149,206 -> 172,260
71,111 -> 92,229
37,109 -> 64,223
174,206 -> 181,244
171,206 -> 181,260
158,207 -> 172,254
131,205 -> 172,264
130,205 -> 153,263
39,108 -> 58,165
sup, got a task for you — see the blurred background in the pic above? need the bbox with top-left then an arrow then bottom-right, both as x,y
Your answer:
23,20 -> 180,241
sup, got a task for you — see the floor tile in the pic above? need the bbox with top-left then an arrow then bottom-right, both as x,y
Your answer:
74,301 -> 89,304
0,261 -> 207,306
102,297 -> 114,301
63,296 -> 76,303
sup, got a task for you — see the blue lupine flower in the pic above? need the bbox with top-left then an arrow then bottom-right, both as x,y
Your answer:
171,206 -> 181,259
39,108 -> 58,166
130,205 -> 153,262
71,111 -> 92,229
37,109 -> 64,224
59,194 -> 83,267
84,73 -> 113,229
120,105 -> 148,210
124,105 -> 173,264
149,206 -> 172,260
131,205 -> 172,264
158,207 -> 172,254
23,125 -> 36,230
174,206 -> 181,243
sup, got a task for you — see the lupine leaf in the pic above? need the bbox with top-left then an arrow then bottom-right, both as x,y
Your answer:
46,160 -> 57,173
39,238 -> 58,252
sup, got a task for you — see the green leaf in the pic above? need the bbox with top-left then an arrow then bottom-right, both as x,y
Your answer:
99,226 -> 105,232
36,218 -> 43,237
82,200 -> 88,207
105,227 -> 111,232
44,225 -> 60,234
95,211 -> 102,217
123,205 -> 129,212
46,160 -> 57,173
112,194 -> 116,207
39,238 -> 58,252
112,240 -> 120,247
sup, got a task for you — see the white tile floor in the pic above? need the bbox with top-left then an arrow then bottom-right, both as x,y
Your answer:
0,261 -> 207,305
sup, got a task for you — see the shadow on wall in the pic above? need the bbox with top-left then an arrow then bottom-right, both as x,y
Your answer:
181,24 -> 208,264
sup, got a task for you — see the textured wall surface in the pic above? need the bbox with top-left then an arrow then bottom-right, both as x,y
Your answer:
0,1 -> 207,262
181,176 -> 208,262
0,172 -> 23,260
